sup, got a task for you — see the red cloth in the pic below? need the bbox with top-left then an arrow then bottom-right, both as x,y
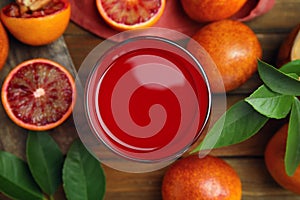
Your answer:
69,0 -> 275,40
69,0 -> 203,40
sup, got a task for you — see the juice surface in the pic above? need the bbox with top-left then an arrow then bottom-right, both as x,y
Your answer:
87,38 -> 210,162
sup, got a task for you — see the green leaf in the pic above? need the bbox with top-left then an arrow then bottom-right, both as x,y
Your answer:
286,73 -> 299,79
245,85 -> 293,119
26,131 -> 64,195
258,60 -> 300,96
192,100 -> 269,152
0,151 -> 45,200
280,59 -> 300,75
285,97 -> 300,176
63,139 -> 106,200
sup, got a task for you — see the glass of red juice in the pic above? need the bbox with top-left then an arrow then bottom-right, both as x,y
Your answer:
73,28 -> 221,173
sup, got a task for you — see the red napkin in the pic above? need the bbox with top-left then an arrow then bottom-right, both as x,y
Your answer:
69,0 -> 203,40
69,0 -> 275,40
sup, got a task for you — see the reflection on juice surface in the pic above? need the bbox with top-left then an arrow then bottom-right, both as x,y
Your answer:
86,37 -> 211,162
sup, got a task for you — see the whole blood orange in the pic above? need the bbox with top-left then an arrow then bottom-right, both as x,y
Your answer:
162,155 -> 242,200
1,58 -> 76,131
188,20 -> 262,92
0,21 -> 9,70
0,0 -> 71,46
96,0 -> 166,31
265,123 -> 300,194
276,24 -> 300,67
181,0 -> 247,22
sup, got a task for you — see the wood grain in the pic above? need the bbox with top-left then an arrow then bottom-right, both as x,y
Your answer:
0,2 -> 78,200
63,0 -> 300,199
103,158 -> 300,200
1,0 -> 300,199
0,35 -> 78,156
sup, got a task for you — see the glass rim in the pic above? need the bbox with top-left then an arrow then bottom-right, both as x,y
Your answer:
73,27 -> 227,173
85,35 -> 212,163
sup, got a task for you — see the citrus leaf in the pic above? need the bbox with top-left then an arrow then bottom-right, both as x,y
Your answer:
280,59 -> 300,75
258,60 -> 300,96
193,100 -> 269,152
0,151 -> 45,200
286,73 -> 299,79
245,85 -> 293,119
285,97 -> 300,176
26,131 -> 64,195
63,139 -> 106,200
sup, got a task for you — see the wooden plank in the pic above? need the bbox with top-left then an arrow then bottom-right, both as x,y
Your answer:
102,158 -> 300,200
64,28 -> 292,95
2,0 -> 300,199
246,0 -> 300,33
62,2 -> 300,197
65,1 -> 300,198
0,34 -> 78,158
0,1 -> 78,199
64,34 -> 103,70
64,0 -> 300,35
64,32 -> 289,95
188,119 -> 287,157
229,158 -> 300,200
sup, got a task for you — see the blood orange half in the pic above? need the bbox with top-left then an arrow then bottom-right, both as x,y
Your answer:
0,21 -> 9,71
1,58 -> 76,131
96,0 -> 166,31
0,0 -> 71,46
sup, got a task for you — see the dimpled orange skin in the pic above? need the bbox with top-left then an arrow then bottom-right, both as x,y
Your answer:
0,0 -> 71,46
0,21 -> 9,70
180,0 -> 247,22
265,124 -> 300,194
162,155 -> 242,200
191,20 -> 262,92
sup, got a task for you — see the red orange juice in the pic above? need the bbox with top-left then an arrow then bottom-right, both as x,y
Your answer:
85,36 -> 211,162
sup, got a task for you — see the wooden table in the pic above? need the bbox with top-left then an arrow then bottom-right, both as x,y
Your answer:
1,0 -> 300,199
63,0 -> 300,199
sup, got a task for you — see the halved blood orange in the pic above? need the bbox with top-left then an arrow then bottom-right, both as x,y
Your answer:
0,21 -> 9,70
96,0 -> 166,31
1,58 -> 76,131
0,0 -> 71,46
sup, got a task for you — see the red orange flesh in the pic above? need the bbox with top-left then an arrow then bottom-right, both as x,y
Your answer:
1,58 -> 76,131
0,0 -> 71,46
96,0 -> 166,31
